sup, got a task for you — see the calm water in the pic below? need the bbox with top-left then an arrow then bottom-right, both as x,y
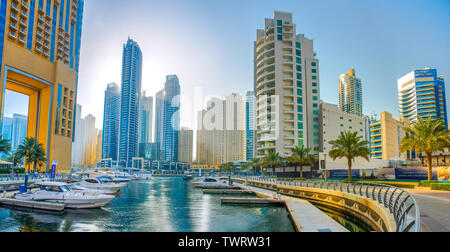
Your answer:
0,177 -> 295,232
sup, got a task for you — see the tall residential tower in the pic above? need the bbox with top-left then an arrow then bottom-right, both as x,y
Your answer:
254,11 -> 320,158
0,0 -> 85,173
102,83 -> 120,162
339,68 -> 363,117
398,68 -> 448,127
161,75 -> 180,162
118,38 -> 143,167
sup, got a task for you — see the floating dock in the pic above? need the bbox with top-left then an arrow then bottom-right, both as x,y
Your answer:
0,198 -> 65,212
221,198 -> 284,205
194,185 -> 241,189
202,189 -> 255,195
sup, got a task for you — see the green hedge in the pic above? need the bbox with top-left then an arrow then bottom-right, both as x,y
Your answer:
0,168 -> 26,174
431,183 -> 450,191
419,180 -> 436,187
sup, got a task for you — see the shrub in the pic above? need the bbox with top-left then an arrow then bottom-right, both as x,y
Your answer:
419,180 -> 436,187
431,183 -> 450,191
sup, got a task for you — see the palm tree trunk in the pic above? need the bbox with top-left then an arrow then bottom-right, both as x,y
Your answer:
272,165 -> 275,176
300,164 -> 303,178
426,152 -> 433,181
347,158 -> 352,180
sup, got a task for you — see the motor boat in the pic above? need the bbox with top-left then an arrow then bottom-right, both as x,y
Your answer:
13,182 -> 115,209
134,172 -> 152,180
96,176 -> 131,183
183,175 -> 194,181
78,178 -> 126,193
67,184 -> 117,196
192,177 -> 231,187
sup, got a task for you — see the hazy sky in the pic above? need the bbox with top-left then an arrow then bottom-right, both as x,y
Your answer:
5,0 -> 450,131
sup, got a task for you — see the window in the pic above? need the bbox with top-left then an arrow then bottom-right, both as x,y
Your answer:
296,57 -> 302,64
296,65 -> 302,72
277,27 -> 282,34
313,103 -> 318,108
298,114 -> 303,121
298,123 -> 304,130
296,42 -> 301,49
296,50 -> 301,57
313,96 -> 318,101
312,89 -> 318,94
313,110 -> 318,115
312,82 -> 318,87
297,73 -> 302,79
277,20 -> 283,26
277,35 -> 283,41
312,62 -> 317,67
312,76 -> 317,80
298,106 -> 303,113
312,69 -> 317,73
297,97 -> 303,104
297,89 -> 302,96
297,81 -> 302,88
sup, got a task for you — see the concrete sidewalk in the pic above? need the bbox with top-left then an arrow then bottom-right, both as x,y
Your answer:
239,183 -> 348,232
408,189 -> 450,232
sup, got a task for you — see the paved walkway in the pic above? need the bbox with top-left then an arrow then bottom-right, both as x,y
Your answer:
407,189 -> 450,232
239,183 -> 348,232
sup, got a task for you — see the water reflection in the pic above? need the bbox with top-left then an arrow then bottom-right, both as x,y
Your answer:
0,178 -> 295,232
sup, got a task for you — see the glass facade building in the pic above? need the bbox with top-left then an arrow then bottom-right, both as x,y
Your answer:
245,91 -> 256,161
398,68 -> 448,128
102,83 -> 120,161
118,38 -> 143,167
339,68 -> 363,117
162,75 -> 180,162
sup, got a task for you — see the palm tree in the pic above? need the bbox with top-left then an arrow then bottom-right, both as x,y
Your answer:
263,149 -> 283,176
0,136 -> 11,155
250,158 -> 262,174
16,137 -> 47,173
288,146 -> 317,178
7,152 -> 23,168
329,131 -> 370,180
32,141 -> 46,173
400,117 -> 450,181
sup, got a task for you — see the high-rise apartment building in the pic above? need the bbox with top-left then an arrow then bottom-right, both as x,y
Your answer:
319,102 -> 369,153
161,75 -> 180,162
139,92 -> 153,144
369,111 -> 410,160
245,91 -> 256,161
255,11 -> 320,158
398,68 -> 448,127
118,38 -> 143,167
0,0 -> 85,173
178,127 -> 193,163
339,68 -> 363,117
154,88 -> 164,154
196,94 -> 246,164
71,104 -> 84,168
82,114 -> 97,168
11,113 -> 27,150
102,83 -> 120,161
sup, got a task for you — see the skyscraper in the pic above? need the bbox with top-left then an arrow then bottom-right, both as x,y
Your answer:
154,89 -> 165,154
72,104 -> 84,168
82,114 -> 97,168
118,38 -> 143,167
0,0 -> 85,173
178,127 -> 193,163
139,92 -> 153,144
245,91 -> 256,161
339,68 -> 363,117
102,83 -> 120,161
162,75 -> 180,162
254,11 -> 320,158
11,113 -> 27,150
196,94 -> 246,164
398,68 -> 448,127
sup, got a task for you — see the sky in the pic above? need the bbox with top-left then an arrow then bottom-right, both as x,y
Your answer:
4,0 -> 450,131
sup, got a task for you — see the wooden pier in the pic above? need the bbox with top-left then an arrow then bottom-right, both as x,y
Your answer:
221,198 -> 284,205
0,198 -> 65,212
202,189 -> 255,195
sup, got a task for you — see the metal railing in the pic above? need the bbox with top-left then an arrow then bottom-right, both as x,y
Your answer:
238,176 -> 421,232
0,174 -> 69,182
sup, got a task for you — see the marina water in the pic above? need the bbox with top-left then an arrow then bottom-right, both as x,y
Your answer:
0,177 -> 295,232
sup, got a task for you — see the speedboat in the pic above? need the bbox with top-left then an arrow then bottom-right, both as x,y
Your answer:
14,182 -> 115,209
78,178 -> 126,193
192,177 -> 231,187
134,172 -> 152,180
183,175 -> 194,181
67,184 -> 117,195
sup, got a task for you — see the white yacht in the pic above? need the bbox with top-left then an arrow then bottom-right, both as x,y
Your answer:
134,172 -> 152,180
192,177 -> 232,187
14,182 -> 115,209
78,178 -> 127,193
67,184 -> 116,196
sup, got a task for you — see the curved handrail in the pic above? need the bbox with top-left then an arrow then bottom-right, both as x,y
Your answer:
238,176 -> 421,232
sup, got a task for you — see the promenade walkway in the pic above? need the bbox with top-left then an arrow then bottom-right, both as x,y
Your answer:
408,189 -> 450,232
239,183 -> 349,232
